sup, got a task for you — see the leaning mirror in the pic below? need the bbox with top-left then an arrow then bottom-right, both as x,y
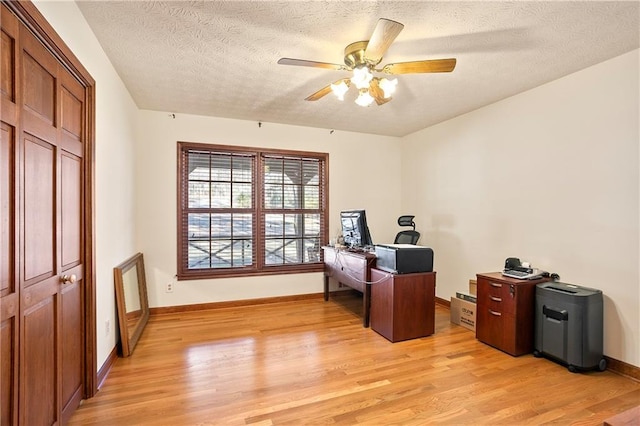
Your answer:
114,252 -> 149,357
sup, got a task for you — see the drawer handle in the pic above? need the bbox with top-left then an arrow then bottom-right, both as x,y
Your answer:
490,282 -> 502,288
490,296 -> 502,302
489,309 -> 502,316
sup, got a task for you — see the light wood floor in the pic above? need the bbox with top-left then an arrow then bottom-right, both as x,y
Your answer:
70,293 -> 639,425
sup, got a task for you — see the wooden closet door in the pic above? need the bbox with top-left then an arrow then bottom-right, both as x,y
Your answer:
57,53 -> 86,426
2,2 -> 95,424
1,5 -> 20,425
16,11 -> 85,426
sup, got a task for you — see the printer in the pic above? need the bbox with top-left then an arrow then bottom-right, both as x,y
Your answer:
375,244 -> 434,274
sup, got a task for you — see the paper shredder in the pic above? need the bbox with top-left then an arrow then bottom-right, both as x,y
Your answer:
534,281 -> 606,372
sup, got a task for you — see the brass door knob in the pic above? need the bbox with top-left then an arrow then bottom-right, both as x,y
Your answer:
61,274 -> 77,284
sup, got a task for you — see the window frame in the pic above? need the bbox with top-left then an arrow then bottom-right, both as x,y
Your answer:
177,142 -> 328,280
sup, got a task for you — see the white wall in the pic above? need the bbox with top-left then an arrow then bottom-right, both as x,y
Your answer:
31,0 -> 640,369
135,111 -> 401,308
402,50 -> 639,366
33,1 -> 139,369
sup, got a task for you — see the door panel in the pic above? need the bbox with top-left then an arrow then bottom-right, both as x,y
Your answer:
22,135 -> 55,282
61,153 -> 81,268
61,85 -> 82,138
60,70 -> 84,159
1,11 -> 17,103
1,123 -> 14,296
21,30 -> 57,124
60,273 -> 83,419
22,294 -> 57,426
1,317 -> 16,425
22,52 -> 55,124
0,25 -> 18,121
1,30 -> 14,98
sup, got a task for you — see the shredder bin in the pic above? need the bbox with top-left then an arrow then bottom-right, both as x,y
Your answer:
534,281 -> 606,373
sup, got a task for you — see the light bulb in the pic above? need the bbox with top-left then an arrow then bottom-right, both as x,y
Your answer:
355,89 -> 374,107
351,66 -> 373,90
379,78 -> 398,98
330,81 -> 349,101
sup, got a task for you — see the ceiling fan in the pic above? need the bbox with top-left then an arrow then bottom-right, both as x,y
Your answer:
277,18 -> 456,107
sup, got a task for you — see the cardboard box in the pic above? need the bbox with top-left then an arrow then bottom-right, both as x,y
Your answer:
456,292 -> 477,303
450,297 -> 476,332
469,279 -> 477,296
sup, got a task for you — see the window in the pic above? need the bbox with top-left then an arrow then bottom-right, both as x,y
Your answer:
177,142 -> 328,279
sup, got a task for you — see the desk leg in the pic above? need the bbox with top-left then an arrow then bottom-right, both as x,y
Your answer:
363,283 -> 371,328
323,274 -> 329,301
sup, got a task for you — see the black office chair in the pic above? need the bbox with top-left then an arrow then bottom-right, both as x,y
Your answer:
394,215 -> 420,245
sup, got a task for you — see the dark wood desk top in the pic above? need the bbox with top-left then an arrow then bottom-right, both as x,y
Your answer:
322,246 -> 376,258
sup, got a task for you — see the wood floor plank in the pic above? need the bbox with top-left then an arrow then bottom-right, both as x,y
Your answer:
69,294 -> 640,425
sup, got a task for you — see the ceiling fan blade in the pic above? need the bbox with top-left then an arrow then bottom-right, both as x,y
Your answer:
278,58 -> 347,71
381,58 -> 457,74
369,79 -> 392,106
374,95 -> 392,106
305,79 -> 350,101
364,18 -> 404,64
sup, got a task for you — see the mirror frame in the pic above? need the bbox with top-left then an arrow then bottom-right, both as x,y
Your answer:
114,252 -> 150,357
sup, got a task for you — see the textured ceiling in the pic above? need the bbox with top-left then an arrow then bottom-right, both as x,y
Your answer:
75,1 -> 639,137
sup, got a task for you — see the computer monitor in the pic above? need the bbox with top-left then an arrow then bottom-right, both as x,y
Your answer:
340,210 -> 373,248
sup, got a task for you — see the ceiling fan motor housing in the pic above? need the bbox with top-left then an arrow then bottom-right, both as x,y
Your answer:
344,41 -> 381,68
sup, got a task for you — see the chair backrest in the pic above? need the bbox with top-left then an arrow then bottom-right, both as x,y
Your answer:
394,230 -> 420,245
397,215 -> 416,230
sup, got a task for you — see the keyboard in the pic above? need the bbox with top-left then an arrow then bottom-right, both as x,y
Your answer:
502,269 -> 543,280
346,247 -> 366,253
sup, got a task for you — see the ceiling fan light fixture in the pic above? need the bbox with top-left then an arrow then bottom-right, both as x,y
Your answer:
278,19 -> 457,108
355,88 -> 374,107
351,66 -> 373,90
330,81 -> 349,101
379,77 -> 398,98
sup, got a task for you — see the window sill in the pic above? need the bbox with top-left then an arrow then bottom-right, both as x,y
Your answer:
177,263 -> 324,281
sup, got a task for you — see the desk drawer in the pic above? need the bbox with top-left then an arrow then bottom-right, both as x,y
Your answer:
323,249 -> 369,292
477,277 -> 516,314
477,307 -> 517,354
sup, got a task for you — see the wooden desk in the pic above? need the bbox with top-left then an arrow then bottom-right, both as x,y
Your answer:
476,272 -> 550,356
370,268 -> 436,342
322,246 -> 376,327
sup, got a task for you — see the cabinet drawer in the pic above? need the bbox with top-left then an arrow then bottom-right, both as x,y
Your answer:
476,307 -> 516,354
477,278 -> 516,314
476,305 -> 504,349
